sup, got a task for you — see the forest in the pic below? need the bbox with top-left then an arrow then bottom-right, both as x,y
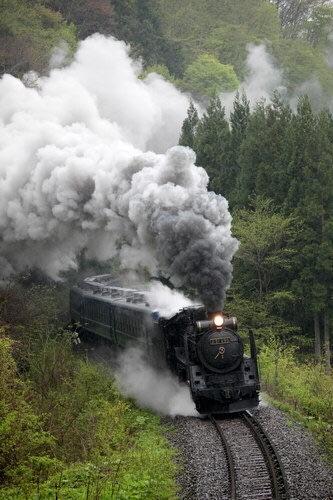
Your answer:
0,0 -> 333,498
2,0 -> 331,354
180,92 -> 333,369
3,0 -> 333,98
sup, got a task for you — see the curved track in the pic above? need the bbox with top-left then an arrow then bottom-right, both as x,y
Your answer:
210,411 -> 289,500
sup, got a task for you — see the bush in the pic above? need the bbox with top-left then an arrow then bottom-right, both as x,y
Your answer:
0,285 -> 178,499
0,333 -> 60,494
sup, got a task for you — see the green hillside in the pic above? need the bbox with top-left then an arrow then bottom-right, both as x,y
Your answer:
154,0 -> 333,96
2,0 -> 333,97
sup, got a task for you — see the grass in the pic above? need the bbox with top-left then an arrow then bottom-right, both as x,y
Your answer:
259,342 -> 333,462
0,283 -> 178,499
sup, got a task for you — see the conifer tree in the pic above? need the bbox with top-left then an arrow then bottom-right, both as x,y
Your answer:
194,96 -> 231,194
233,101 -> 266,207
179,101 -> 199,150
227,92 -> 250,204
234,94 -> 292,208
288,97 -> 332,366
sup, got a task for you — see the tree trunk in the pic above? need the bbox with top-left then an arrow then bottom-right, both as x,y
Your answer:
314,312 -> 321,362
324,311 -> 331,373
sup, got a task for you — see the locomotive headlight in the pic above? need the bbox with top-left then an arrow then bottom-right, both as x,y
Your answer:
213,314 -> 224,328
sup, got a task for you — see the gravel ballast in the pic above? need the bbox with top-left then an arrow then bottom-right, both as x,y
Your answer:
166,416 -> 230,500
253,404 -> 333,500
166,400 -> 333,500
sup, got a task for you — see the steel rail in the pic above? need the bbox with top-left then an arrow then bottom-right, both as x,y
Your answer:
210,412 -> 289,500
242,411 -> 289,500
210,415 -> 237,500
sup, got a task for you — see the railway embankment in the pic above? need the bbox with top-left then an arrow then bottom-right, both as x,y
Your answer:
167,403 -> 333,499
260,343 -> 333,462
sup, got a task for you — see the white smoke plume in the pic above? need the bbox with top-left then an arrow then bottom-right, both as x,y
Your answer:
0,34 -> 238,309
147,281 -> 195,317
49,41 -> 70,70
221,44 -> 286,115
115,347 -> 198,417
221,43 -> 333,114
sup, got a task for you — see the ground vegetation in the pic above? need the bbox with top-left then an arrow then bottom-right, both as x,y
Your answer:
0,284 -> 177,499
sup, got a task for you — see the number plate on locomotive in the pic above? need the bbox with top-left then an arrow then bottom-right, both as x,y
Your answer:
209,337 -> 232,345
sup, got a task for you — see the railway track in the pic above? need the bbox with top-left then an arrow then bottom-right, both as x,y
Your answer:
210,411 -> 289,500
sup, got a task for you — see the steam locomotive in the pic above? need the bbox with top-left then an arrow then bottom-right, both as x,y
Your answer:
70,275 -> 260,414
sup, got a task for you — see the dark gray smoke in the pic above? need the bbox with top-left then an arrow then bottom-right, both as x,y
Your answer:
0,35 -> 238,308
154,211 -> 233,310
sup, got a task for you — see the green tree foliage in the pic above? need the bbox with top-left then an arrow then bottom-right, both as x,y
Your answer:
110,0 -> 185,75
4,0 -> 333,97
273,0 -> 331,38
182,53 -> 239,97
181,92 -> 332,362
179,100 -> 199,150
142,63 -> 177,84
155,0 -> 280,64
232,198 -> 299,301
204,24 -> 260,78
272,38 -> 333,93
306,5 -> 333,48
227,93 -> 251,202
235,94 -> 292,207
0,0 -> 76,76
156,0 -> 333,97
285,98 -> 333,363
229,198 -> 301,343
193,96 -> 231,192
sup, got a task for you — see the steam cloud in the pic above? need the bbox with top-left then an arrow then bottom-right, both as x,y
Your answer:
0,34 -> 238,310
222,43 -> 333,113
221,44 -> 286,114
147,281 -> 195,317
115,347 -> 198,417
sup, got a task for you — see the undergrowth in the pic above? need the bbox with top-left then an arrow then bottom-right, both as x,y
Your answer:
260,342 -> 333,462
0,283 -> 178,499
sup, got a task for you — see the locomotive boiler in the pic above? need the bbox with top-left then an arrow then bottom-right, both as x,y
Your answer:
70,275 -> 260,414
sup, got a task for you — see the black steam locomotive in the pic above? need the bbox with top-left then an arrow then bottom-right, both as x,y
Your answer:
70,275 -> 260,414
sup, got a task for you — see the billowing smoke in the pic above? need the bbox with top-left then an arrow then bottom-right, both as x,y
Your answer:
221,42 -> 333,114
221,44 -> 286,114
0,34 -> 238,310
147,281 -> 195,317
115,346 -> 198,417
